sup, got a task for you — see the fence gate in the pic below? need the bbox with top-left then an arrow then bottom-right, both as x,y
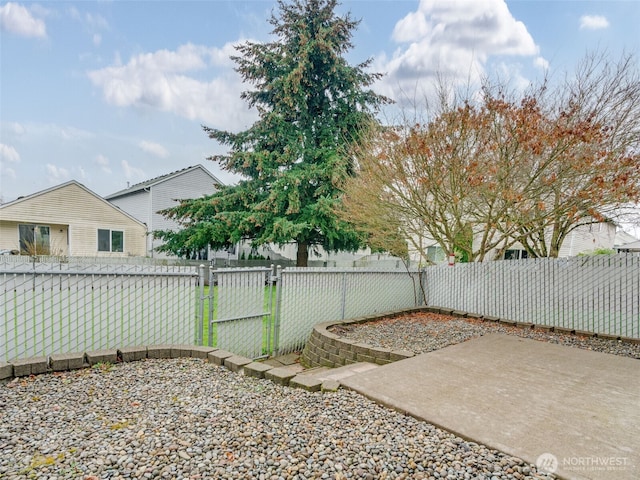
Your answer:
198,266 -> 276,359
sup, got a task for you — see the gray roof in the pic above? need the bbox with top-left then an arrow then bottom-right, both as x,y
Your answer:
617,239 -> 640,251
105,164 -> 222,199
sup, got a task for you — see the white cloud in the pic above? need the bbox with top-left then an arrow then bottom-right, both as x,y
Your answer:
46,163 -> 71,184
580,15 -> 609,30
69,6 -> 108,46
533,56 -> 549,70
0,143 -> 20,163
95,154 -> 111,174
139,140 -> 169,158
379,0 -> 543,103
0,144 -> 20,188
7,122 -> 26,136
0,2 -> 46,38
87,42 -> 255,130
121,160 -> 146,183
0,2 -> 47,38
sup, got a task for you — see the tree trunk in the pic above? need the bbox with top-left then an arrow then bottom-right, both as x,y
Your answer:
296,241 -> 309,267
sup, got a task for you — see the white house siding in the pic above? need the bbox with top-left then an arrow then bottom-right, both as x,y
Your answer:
559,222 -> 617,256
106,190 -> 151,254
107,190 -> 150,225
0,182 -> 147,257
407,220 -> 617,264
107,166 -> 221,258
150,168 -> 219,256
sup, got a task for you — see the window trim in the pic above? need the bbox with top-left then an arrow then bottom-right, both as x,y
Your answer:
504,249 -> 528,260
97,228 -> 125,253
18,224 -> 51,255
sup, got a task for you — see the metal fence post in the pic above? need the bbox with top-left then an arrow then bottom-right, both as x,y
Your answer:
208,266 -> 215,347
265,264 -> 278,356
197,264 -> 206,345
272,265 -> 283,355
340,271 -> 347,320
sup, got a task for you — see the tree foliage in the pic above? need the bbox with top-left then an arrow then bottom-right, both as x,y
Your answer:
341,52 -> 640,263
155,0 -> 389,266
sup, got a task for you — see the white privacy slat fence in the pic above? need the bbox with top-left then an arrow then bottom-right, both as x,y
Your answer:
424,254 -> 640,338
3,253 -> 638,363
210,267 -> 274,359
274,268 -> 424,355
1,265 -> 197,362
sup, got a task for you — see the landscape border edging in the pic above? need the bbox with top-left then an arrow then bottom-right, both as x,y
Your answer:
3,306 -> 637,386
0,345 -> 220,382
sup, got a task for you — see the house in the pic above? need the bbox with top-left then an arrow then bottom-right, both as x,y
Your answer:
0,181 -> 147,256
413,219 -> 618,264
503,220 -> 618,259
615,230 -> 640,253
105,165 -> 223,258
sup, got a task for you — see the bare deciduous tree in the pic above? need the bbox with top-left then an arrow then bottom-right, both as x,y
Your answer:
341,52 -> 640,262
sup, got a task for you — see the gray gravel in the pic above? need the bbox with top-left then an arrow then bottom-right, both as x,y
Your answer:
333,312 -> 640,359
0,358 -> 554,480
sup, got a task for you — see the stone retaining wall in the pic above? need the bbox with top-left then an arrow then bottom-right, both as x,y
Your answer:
300,305 -> 640,369
301,307 -> 424,368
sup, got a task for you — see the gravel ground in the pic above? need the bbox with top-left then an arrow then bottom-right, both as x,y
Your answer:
0,358 -> 554,480
332,312 -> 640,360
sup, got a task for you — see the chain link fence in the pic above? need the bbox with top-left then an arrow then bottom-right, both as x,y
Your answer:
1,263 -> 197,362
274,268 -> 424,355
424,254 -> 639,338
201,267 -> 275,359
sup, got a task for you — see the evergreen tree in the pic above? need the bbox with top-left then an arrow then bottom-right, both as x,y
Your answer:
156,0 -> 389,266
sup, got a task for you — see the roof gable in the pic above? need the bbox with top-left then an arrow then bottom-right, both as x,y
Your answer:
0,180 -> 146,227
105,164 -> 222,199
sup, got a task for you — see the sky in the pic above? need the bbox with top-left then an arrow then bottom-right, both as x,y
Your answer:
1,0 -> 639,219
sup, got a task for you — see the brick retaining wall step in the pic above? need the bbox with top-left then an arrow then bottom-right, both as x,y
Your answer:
224,355 -> 253,373
207,350 -> 234,366
146,345 -> 173,359
11,356 -> 49,377
85,349 -> 118,366
190,346 -> 217,359
265,367 -> 298,386
300,308 -> 429,369
289,374 -> 322,392
244,362 -> 273,379
50,353 -> 85,371
0,362 -> 13,380
119,346 -> 148,362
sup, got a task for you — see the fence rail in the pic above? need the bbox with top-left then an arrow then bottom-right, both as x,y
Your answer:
424,254 -> 640,338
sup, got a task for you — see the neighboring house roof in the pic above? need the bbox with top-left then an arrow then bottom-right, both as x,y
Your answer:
619,240 -> 640,249
105,164 -> 222,199
614,230 -> 640,247
0,180 -> 146,227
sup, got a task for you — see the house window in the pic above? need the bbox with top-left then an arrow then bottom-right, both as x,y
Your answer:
19,224 -> 50,255
426,245 -> 446,263
98,229 -> 124,252
504,249 -> 528,260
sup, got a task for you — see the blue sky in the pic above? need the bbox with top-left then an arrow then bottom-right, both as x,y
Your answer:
1,0 -> 639,212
